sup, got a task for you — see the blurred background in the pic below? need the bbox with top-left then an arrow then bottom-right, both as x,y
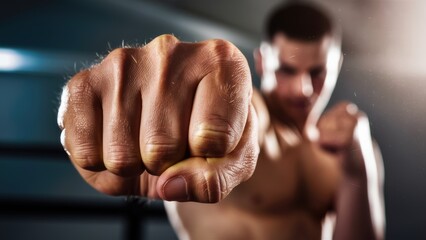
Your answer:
0,0 -> 425,239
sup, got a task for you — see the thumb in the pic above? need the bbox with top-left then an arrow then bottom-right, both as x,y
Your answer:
156,105 -> 259,203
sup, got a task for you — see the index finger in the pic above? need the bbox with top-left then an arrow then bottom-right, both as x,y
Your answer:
188,39 -> 252,157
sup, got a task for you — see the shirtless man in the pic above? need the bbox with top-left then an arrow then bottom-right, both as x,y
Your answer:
58,2 -> 385,240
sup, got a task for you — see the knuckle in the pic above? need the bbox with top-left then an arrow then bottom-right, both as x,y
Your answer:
105,146 -> 142,176
210,39 -> 237,58
154,34 -> 179,44
197,143 -> 260,203
143,136 -> 181,174
192,119 -> 237,157
201,168 -> 222,203
67,71 -> 92,97
67,72 -> 96,108
72,145 -> 102,170
200,39 -> 237,62
210,39 -> 247,69
216,148 -> 259,202
209,40 -> 251,90
213,162 -> 252,202
148,34 -> 180,53
101,47 -> 148,100
106,47 -> 138,69
217,170 -> 229,202
105,48 -> 135,87
107,47 -> 130,63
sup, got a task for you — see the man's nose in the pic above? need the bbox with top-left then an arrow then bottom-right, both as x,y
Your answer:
290,73 -> 313,98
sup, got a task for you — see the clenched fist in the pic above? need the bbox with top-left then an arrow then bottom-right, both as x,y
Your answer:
317,102 -> 371,178
57,35 -> 259,203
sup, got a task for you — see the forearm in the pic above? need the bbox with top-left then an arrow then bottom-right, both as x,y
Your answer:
318,103 -> 385,240
333,142 -> 385,240
333,175 -> 378,240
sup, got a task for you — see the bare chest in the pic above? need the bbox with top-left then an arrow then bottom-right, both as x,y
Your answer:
168,135 -> 342,240
227,138 -> 342,216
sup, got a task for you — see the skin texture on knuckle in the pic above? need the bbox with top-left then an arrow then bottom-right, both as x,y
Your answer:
201,39 -> 251,86
66,71 -> 94,106
241,137 -> 260,181
212,146 -> 258,202
214,40 -> 251,91
196,163 -> 241,203
189,45 -> 252,157
192,117 -> 238,157
200,168 -> 223,203
209,39 -> 245,63
104,146 -> 142,177
143,135 -> 182,175
151,34 -> 179,46
237,106 -> 260,182
140,35 -> 185,95
71,144 -> 102,170
100,47 -> 141,95
215,164 -> 246,201
65,97 -> 102,170
105,47 -> 135,64
103,113 -> 142,176
209,105 -> 259,201
65,73 -> 101,127
146,34 -> 180,60
102,48 -> 130,79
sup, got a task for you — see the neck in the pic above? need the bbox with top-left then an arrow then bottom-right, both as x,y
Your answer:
263,95 -> 304,132
262,93 -> 320,138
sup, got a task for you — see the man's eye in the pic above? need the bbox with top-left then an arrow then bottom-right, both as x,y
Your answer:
277,67 -> 296,75
310,68 -> 324,78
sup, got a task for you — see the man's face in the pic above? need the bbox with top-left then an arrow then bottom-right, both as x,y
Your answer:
260,33 -> 338,125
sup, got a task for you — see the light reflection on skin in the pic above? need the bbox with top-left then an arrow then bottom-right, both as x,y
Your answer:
57,85 -> 69,130
259,41 -> 280,92
58,85 -> 70,155
356,115 -> 385,239
60,129 -> 71,156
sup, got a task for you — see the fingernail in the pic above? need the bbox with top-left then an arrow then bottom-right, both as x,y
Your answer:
163,176 -> 189,201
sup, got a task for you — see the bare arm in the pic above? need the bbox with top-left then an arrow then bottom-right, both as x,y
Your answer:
334,147 -> 384,240
333,140 -> 385,240
318,103 -> 385,240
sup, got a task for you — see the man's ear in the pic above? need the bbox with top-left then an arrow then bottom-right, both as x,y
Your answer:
253,48 -> 263,76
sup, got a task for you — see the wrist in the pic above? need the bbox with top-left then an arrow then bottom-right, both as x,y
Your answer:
341,142 -> 367,179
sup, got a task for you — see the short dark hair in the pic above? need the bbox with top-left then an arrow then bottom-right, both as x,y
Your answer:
265,2 -> 334,42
